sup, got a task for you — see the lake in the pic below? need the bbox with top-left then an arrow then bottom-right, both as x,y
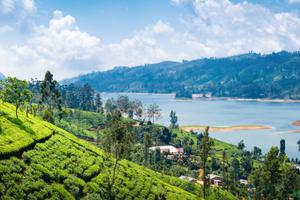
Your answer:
101,93 -> 300,159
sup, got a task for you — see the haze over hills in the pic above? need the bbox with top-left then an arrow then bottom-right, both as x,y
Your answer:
0,72 -> 5,80
63,51 -> 300,99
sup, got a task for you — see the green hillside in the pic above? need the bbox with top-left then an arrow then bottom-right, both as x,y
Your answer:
63,51 -> 300,99
0,102 -> 236,200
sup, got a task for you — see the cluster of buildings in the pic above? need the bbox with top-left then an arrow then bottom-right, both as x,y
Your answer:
179,174 -> 248,187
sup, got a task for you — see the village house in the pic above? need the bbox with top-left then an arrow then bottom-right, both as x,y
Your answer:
239,179 -> 249,185
207,174 -> 223,186
179,175 -> 196,183
149,145 -> 184,155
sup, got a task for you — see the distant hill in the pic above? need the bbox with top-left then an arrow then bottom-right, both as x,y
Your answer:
0,102 -> 236,199
63,51 -> 300,99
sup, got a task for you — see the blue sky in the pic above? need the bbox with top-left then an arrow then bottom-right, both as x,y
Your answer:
1,0 -> 300,80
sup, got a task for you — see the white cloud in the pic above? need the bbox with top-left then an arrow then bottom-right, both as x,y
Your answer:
1,0 -> 14,13
0,0 -> 36,14
3,10 -> 101,79
0,25 -> 13,33
170,0 -> 300,58
288,0 -> 300,4
22,0 -> 35,13
2,0 -> 300,80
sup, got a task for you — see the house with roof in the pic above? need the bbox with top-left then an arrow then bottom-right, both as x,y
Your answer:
179,175 -> 196,183
149,145 -> 184,155
207,174 -> 223,186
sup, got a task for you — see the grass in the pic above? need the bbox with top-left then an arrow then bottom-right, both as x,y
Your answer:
172,128 -> 242,160
54,108 -> 106,139
0,102 -> 236,199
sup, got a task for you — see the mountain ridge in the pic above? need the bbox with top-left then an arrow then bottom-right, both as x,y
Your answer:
62,51 -> 300,99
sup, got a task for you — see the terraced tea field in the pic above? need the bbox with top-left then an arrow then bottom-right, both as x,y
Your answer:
0,102 -> 236,199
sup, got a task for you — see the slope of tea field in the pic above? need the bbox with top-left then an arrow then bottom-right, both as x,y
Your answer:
0,102 -> 236,200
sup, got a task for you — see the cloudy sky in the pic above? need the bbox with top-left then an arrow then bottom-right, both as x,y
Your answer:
1,0 -> 300,80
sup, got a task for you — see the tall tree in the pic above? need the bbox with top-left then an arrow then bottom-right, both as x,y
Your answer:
143,133 -> 152,167
169,110 -> 178,128
253,146 -> 262,159
297,139 -> 300,151
101,110 -> 134,194
78,84 -> 95,111
130,99 -> 143,119
0,77 -> 32,118
147,103 -> 161,123
280,139 -> 285,155
249,147 -> 297,199
238,140 -> 245,151
40,71 -> 61,110
105,98 -> 116,113
116,95 -> 129,114
221,150 -> 229,189
198,126 -> 214,198
95,93 -> 103,113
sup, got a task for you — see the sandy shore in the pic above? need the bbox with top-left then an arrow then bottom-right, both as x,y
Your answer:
289,130 -> 300,133
181,125 -> 273,132
292,120 -> 300,126
220,97 -> 300,103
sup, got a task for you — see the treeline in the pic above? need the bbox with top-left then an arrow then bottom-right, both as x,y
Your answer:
64,51 -> 300,99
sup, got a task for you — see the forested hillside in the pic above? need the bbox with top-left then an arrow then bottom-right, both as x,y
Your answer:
63,51 -> 300,99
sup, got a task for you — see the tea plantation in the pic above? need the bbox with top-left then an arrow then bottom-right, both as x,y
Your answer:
0,102 -> 236,199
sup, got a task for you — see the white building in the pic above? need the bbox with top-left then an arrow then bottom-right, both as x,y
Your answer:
149,145 -> 184,155
179,175 -> 196,182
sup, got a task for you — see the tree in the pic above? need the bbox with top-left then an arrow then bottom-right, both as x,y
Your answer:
105,98 -> 116,113
116,95 -> 129,114
95,93 -> 103,113
78,84 -> 95,111
221,150 -> 229,189
280,139 -> 285,155
40,71 -> 61,110
297,140 -> 300,151
143,133 -> 152,167
147,103 -> 161,123
241,151 -> 252,177
198,126 -> 214,198
238,140 -> 245,151
101,111 -> 134,193
253,146 -> 262,159
1,77 -> 32,118
130,99 -> 143,119
169,110 -> 178,128
249,147 -> 298,199
231,158 -> 240,181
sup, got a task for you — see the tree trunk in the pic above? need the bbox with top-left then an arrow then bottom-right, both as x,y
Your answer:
16,105 -> 19,119
109,155 -> 119,199
203,161 -> 207,198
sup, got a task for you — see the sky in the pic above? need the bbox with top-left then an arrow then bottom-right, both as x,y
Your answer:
1,0 -> 300,80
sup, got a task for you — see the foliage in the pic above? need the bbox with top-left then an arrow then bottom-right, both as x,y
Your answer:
197,127 -> 214,198
0,102 -> 219,199
147,103 -> 161,123
169,110 -> 178,128
0,77 -> 32,118
40,71 -> 61,111
63,51 -> 300,99
249,147 -> 298,199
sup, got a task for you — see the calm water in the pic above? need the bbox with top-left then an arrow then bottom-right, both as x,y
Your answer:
101,93 -> 300,159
